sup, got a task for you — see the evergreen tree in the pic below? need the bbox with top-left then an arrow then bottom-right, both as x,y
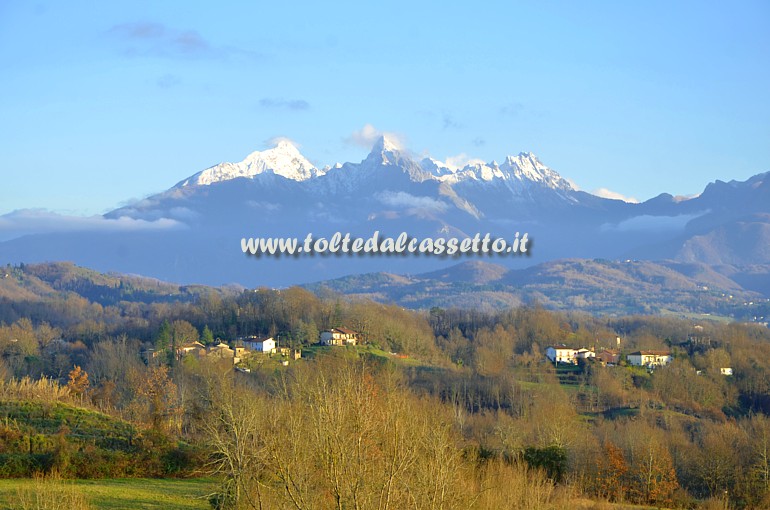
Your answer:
155,320 -> 171,356
202,325 -> 215,345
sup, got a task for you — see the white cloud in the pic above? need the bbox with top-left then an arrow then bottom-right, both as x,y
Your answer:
673,193 -> 700,202
442,153 -> 486,171
0,209 -> 184,242
375,191 -> 447,213
265,136 -> 301,149
259,98 -> 310,111
564,177 -> 581,191
601,212 -> 706,233
245,200 -> 281,212
592,187 -> 640,203
167,207 -> 199,220
344,124 -> 405,149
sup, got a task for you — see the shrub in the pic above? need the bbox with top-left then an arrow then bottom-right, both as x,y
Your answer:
523,445 -> 568,483
12,471 -> 92,510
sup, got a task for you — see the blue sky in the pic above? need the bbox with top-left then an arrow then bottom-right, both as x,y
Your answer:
1,0 -> 769,215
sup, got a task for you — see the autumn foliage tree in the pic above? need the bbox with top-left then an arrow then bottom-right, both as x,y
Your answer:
628,438 -> 678,506
132,365 -> 181,433
597,441 -> 628,502
201,359 -> 508,509
66,365 -> 89,398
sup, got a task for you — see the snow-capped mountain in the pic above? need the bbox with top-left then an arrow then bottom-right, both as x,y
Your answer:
1,136 -> 769,288
434,151 -> 573,190
176,139 -> 323,186
173,136 -> 575,199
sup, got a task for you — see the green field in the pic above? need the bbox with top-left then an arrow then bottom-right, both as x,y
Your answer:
0,478 -> 215,510
300,343 -> 430,367
0,477 -> 663,510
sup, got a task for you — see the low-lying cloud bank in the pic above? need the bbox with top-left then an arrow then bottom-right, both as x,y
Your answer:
0,209 -> 184,242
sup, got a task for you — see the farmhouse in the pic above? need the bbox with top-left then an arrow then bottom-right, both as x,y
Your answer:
596,349 -> 620,365
627,350 -> 672,368
546,345 -> 596,364
176,341 -> 205,357
240,336 -> 276,353
546,345 -> 576,364
320,327 -> 360,346
206,342 -> 235,360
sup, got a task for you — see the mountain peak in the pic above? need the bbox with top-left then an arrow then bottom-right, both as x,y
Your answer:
435,151 -> 575,197
499,152 -> 574,191
502,151 -> 541,168
242,139 -> 305,167
271,138 -> 301,153
372,135 -> 401,153
177,141 -> 322,187
365,135 -> 409,166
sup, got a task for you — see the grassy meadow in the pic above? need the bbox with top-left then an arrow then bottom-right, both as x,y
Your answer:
0,477 -> 214,510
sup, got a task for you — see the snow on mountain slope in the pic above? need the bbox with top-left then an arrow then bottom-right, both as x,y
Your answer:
317,136 -> 436,194
176,139 -> 323,186
174,136 -> 576,200
419,157 -> 455,177
443,152 -> 574,191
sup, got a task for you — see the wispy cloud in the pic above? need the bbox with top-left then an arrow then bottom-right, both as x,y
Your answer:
259,98 -> 310,111
592,187 -> 640,203
375,191 -> 447,213
442,113 -> 462,129
564,177 -> 581,191
112,21 -> 166,40
157,74 -> 181,88
441,153 -> 486,170
264,136 -> 301,148
500,102 -> 524,117
246,200 -> 281,212
344,124 -> 405,149
601,212 -> 705,233
108,21 -> 260,61
0,209 -> 184,242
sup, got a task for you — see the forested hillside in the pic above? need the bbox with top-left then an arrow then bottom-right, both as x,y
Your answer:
1,262 -> 770,508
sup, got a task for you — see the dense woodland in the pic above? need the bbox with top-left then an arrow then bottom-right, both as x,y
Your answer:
2,263 -> 770,509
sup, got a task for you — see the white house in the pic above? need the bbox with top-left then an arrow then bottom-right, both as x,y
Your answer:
546,346 -> 577,364
546,345 -> 596,364
720,367 -> 733,376
627,351 -> 672,368
240,336 -> 276,353
320,327 -> 359,346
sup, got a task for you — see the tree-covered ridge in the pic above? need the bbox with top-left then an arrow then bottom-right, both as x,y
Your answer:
1,262 -> 238,308
2,262 -> 770,507
306,259 -> 770,318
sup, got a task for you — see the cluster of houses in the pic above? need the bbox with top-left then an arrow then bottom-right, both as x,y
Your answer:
171,326 -> 362,366
175,337 -> 301,365
545,344 -> 672,368
545,343 -> 733,374
168,325 -> 736,377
